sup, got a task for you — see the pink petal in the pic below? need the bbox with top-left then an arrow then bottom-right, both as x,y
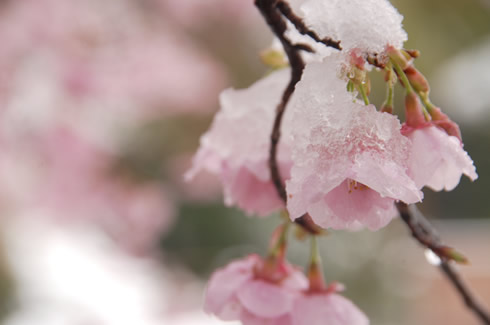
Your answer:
321,180 -> 397,230
241,310 -> 293,325
407,126 -> 477,191
221,164 -> 285,216
236,279 -> 296,318
351,151 -> 422,204
291,294 -> 369,325
204,255 -> 258,316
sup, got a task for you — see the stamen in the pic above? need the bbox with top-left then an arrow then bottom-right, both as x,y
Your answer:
347,179 -> 369,193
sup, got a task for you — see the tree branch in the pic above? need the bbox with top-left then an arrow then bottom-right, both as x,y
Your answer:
396,202 -> 490,324
255,0 -> 325,234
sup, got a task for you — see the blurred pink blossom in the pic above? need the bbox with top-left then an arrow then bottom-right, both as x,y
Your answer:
204,254 -> 308,324
157,0 -> 258,28
0,0 -> 227,115
0,127 -> 174,253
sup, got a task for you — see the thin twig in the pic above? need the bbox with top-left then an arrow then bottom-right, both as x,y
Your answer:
396,202 -> 490,324
276,0 -> 341,50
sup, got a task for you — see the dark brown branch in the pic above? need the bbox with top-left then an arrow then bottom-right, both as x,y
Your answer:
255,0 -> 321,235
276,0 -> 341,50
396,202 -> 490,324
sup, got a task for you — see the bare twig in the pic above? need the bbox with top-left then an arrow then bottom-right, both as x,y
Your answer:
396,202 -> 490,324
276,0 -> 341,50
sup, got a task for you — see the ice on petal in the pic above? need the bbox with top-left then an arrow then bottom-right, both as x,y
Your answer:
187,68 -> 295,216
407,126 -> 477,191
286,54 -> 421,229
301,0 -> 407,54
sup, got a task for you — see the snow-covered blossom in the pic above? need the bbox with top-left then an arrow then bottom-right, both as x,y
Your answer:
186,68 -> 295,216
404,126 -> 477,191
301,0 -> 407,55
286,55 -> 422,230
204,254 -> 307,325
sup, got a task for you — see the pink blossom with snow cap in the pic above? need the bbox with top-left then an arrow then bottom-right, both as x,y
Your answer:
286,54 -> 422,230
405,126 -> 477,191
204,254 -> 308,325
401,93 -> 477,191
186,68 -> 295,216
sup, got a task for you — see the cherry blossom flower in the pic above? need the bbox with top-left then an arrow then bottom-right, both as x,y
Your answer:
204,254 -> 308,325
401,83 -> 477,191
286,55 -> 422,230
186,68 -> 294,216
404,126 -> 477,192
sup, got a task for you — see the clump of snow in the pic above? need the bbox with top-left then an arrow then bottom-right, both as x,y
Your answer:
301,0 -> 407,54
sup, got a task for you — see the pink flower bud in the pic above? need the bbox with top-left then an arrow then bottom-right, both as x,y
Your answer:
405,66 -> 430,94
387,46 -> 411,70
404,92 -> 429,130
404,49 -> 420,59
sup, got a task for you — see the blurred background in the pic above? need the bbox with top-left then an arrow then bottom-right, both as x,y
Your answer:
0,0 -> 488,324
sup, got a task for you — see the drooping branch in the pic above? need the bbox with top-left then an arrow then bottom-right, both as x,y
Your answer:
396,202 -> 490,324
254,0 -> 301,202
255,0 -> 331,235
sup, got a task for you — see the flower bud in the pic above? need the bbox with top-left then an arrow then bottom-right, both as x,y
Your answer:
404,92 -> 429,128
404,49 -> 420,58
387,46 -> 411,70
405,66 -> 430,95
439,246 -> 469,264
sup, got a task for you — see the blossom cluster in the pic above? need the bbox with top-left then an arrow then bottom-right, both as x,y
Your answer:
188,0 -> 478,324
189,1 -> 477,231
205,254 -> 368,325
